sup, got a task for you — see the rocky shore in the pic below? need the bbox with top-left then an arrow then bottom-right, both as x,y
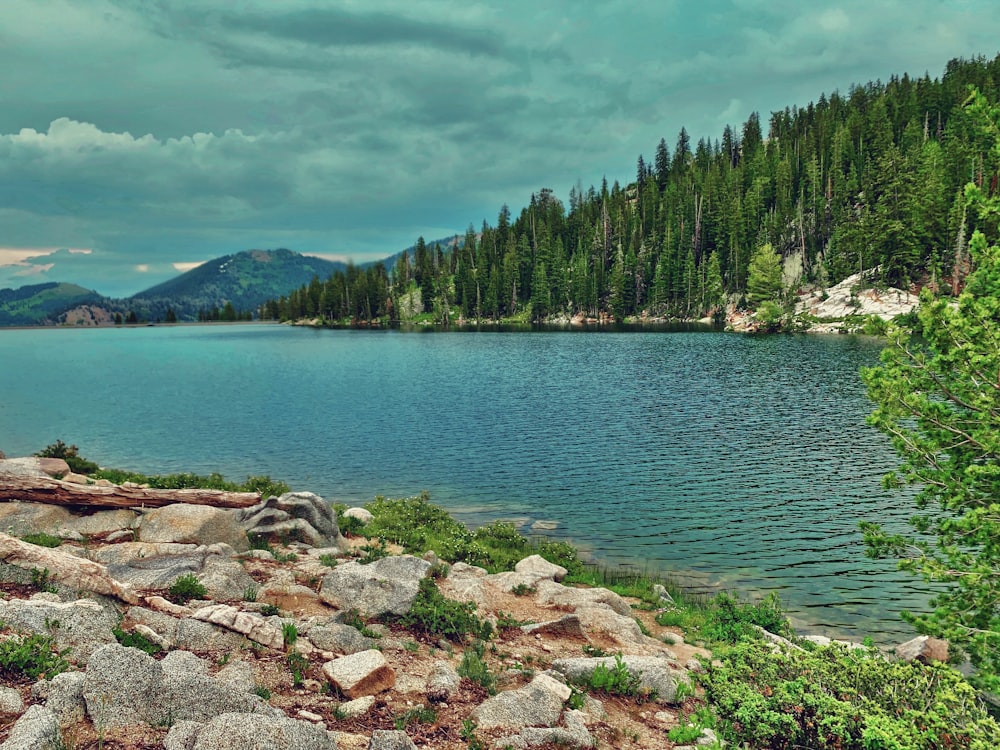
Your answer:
0,456 -> 970,750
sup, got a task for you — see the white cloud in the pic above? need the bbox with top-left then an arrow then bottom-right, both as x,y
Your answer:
172,261 -> 205,272
134,264 -> 149,272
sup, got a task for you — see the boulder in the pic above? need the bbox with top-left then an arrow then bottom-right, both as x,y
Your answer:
138,504 -> 249,552
425,660 -> 461,702
82,644 -> 277,728
32,671 -> 86,728
469,675 -> 566,730
337,695 -> 376,719
239,492 -> 345,549
514,554 -> 568,582
125,606 -> 245,652
0,686 -> 24,716
305,622 -> 376,655
550,655 -> 688,704
191,604 -> 285,649
0,705 -> 61,750
0,502 -> 75,538
322,649 -> 395,699
319,556 -> 431,617
343,507 -> 373,525
0,532 -> 137,603
517,709 -> 595,749
534,580 -> 632,617
895,635 -> 949,664
167,712 -> 338,750
0,597 -> 119,661
0,457 -> 69,479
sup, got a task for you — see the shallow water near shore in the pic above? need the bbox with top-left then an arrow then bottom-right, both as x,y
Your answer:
0,324 -> 928,642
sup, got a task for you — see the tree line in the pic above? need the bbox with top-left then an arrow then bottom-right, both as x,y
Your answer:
263,54 -> 1000,325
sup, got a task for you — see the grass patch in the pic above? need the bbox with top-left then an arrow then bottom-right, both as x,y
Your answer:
395,578 -> 491,642
113,627 -> 161,655
457,640 -> 496,694
20,532 -> 62,548
167,574 -> 207,604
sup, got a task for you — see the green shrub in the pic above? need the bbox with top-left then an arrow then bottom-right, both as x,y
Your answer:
573,654 -> 644,699
457,641 -> 496,694
0,632 -> 70,680
341,608 -> 381,639
702,592 -> 790,645
397,578 -> 491,642
259,603 -> 281,617
703,640 -> 1000,750
318,554 -> 338,568
282,622 -> 298,647
286,651 -> 308,687
20,533 -> 62,548
94,468 -> 288,498
510,583 -> 535,596
29,568 -> 58,594
357,538 -> 388,564
113,627 -> 161,655
167,574 -> 207,604
36,440 -> 99,475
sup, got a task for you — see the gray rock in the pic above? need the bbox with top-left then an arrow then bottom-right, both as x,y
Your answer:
191,604 -> 284,649
519,709 -> 594,748
550,655 -> 687,704
469,676 -> 566,730
125,606 -> 244,652
163,720 -> 203,750
322,649 -> 395,698
337,695 -> 375,718
0,597 -> 118,662
0,502 -> 75,538
426,660 -> 461,702
0,686 -> 24,716
514,555 -> 567,582
138,504 -> 249,552
216,661 -> 256,693
161,650 -> 210,676
306,622 -> 375,655
319,556 -> 431,617
33,671 -> 85,727
0,705 -> 61,750
239,492 -> 345,549
895,635 -> 949,664
64,510 -> 138,538
343,507 -> 373,525
369,729 -> 417,750
534,580 -> 632,617
83,644 -> 277,729
176,712 -> 338,750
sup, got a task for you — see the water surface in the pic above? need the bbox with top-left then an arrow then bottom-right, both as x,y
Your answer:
0,324 -> 927,641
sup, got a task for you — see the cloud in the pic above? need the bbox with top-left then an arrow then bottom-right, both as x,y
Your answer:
172,261 -> 205,272
13,263 -> 55,277
134,264 -> 149,272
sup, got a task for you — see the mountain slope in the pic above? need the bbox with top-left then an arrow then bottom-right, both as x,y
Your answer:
0,282 -> 104,325
129,248 -> 346,320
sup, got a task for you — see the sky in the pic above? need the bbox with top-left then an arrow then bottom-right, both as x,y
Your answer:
0,1 -> 998,297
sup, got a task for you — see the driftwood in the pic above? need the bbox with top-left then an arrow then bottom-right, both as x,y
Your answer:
0,474 -> 261,509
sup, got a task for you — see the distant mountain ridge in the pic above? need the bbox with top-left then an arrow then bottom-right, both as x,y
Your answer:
0,282 -> 103,326
128,248 -> 347,320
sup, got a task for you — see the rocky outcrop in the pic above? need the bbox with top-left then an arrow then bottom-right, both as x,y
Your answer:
238,492 -> 345,549
165,712 -> 337,750
138,503 -> 249,552
550,655 -> 689,704
0,705 -> 61,750
470,674 -> 568,730
0,596 -> 119,662
319,555 -> 431,617
895,635 -> 949,664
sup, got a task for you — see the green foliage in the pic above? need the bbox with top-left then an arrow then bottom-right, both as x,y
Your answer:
457,640 -> 497,694
258,604 -> 281,617
397,577 -> 491,642
363,493 -> 584,575
94,468 -> 289,498
341,609 -> 381,639
394,705 -> 437,730
510,583 -> 535,596
243,584 -> 258,602
860,88 -> 1000,694
29,568 -> 58,594
167,574 -> 207,604
253,686 -> 271,701
318,554 -> 338,568
21,533 -> 62,548
35,440 -> 99,475
703,640 -> 1000,749
703,592 -> 790,645
285,650 -> 308,687
356,538 -> 389,564
573,654 -> 645,699
113,627 -> 162,655
0,283 -> 105,326
282,622 -> 298,647
746,243 -> 784,309
0,632 -> 70,680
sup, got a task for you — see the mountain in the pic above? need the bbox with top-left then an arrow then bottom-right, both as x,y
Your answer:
0,282 -> 104,326
128,248 -> 346,320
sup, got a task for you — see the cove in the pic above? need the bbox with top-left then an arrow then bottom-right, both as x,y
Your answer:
0,324 -> 927,642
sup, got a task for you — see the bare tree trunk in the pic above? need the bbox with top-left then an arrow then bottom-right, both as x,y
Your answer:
0,475 -> 260,509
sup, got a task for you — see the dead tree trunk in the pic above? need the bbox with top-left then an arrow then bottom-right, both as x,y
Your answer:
0,475 -> 261,509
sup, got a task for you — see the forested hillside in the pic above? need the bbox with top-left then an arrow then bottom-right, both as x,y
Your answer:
265,54 -> 1000,325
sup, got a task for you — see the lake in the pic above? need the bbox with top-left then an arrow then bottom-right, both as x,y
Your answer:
0,323 -> 929,642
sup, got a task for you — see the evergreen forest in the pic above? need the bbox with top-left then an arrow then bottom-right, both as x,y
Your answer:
263,54 -> 1000,325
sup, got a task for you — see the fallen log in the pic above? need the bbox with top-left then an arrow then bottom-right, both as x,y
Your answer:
0,474 -> 261,509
